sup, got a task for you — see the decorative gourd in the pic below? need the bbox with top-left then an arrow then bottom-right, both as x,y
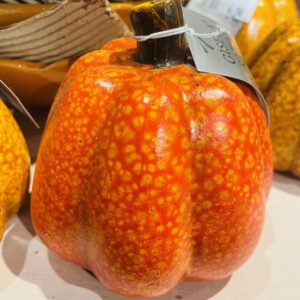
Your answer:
236,0 -> 298,64
31,0 -> 273,297
0,98 -> 30,240
251,21 -> 300,177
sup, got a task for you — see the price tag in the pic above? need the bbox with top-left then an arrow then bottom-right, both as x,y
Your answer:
183,7 -> 269,125
0,80 -> 39,128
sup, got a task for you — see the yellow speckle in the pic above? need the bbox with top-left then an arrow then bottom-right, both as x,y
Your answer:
205,153 -> 213,162
123,105 -> 132,115
123,126 -> 135,141
148,164 -> 156,172
119,203 -> 127,209
141,174 -> 152,186
171,111 -> 180,122
123,171 -> 132,182
149,190 -> 157,196
226,169 -> 239,183
158,197 -> 165,205
202,201 -> 212,209
181,137 -> 190,149
115,161 -> 122,171
220,191 -> 230,201
133,116 -> 144,127
242,125 -> 249,133
179,203 -> 187,213
135,211 -> 146,224
133,162 -> 142,173
108,143 -> 118,158
176,215 -> 183,223
124,144 -> 136,153
135,193 -> 147,206
243,185 -> 250,193
127,230 -> 137,241
193,222 -> 202,230
226,111 -> 233,119
145,132 -> 152,141
171,227 -> 179,235
171,158 -> 178,166
204,180 -> 214,191
155,175 -> 165,187
235,148 -> 243,160
191,182 -> 199,191
245,154 -> 254,169
133,255 -> 145,264
157,225 -> 164,233
148,153 -> 155,160
196,193 -> 204,201
5,152 -> 14,162
126,152 -> 141,164
157,161 -> 166,170
139,249 -> 146,255
213,174 -> 224,185
137,103 -> 145,111
174,165 -> 184,174
141,144 -> 151,154
108,203 -> 115,211
207,77 -> 215,83
166,221 -> 172,228
149,111 -> 158,120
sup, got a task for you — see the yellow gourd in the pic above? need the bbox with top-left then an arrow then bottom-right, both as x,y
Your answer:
251,21 -> 300,177
236,0 -> 298,64
0,99 -> 30,239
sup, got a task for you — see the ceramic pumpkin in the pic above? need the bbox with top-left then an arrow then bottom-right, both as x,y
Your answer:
236,0 -> 298,64
251,21 -> 300,177
31,0 -> 273,297
0,98 -> 30,240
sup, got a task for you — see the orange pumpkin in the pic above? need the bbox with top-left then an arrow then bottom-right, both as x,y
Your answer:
31,0 -> 272,297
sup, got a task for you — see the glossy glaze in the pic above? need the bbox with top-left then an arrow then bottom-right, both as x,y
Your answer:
0,58 -> 72,107
31,38 -> 273,297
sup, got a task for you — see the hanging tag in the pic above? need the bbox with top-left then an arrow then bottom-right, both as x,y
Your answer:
187,0 -> 258,23
183,8 -> 270,125
0,80 -> 40,128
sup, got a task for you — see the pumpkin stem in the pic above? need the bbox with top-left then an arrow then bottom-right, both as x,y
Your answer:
130,0 -> 186,67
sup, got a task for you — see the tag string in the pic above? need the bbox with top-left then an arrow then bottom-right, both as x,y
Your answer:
134,24 -> 225,42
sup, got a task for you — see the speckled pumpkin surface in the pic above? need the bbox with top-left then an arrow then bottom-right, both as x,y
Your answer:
31,35 -> 272,297
0,99 -> 30,240
236,0 -> 298,64
251,21 -> 300,177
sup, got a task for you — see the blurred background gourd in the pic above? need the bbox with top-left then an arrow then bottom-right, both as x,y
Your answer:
0,99 -> 30,240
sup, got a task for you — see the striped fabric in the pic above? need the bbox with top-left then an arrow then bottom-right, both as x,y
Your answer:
0,0 -> 131,64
